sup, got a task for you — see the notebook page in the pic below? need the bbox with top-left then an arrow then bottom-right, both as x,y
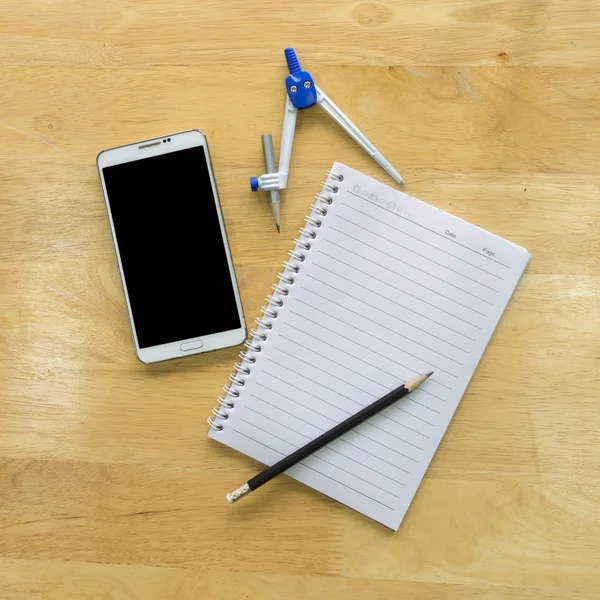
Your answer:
209,163 -> 530,530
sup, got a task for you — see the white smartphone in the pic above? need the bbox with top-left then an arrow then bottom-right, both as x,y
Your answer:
97,129 -> 246,364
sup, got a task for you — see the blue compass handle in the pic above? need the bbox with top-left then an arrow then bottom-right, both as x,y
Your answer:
284,48 -> 317,110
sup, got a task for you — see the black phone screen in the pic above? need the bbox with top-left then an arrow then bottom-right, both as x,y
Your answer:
102,145 -> 242,349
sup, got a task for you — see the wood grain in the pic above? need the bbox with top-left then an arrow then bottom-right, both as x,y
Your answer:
1,0 -> 600,598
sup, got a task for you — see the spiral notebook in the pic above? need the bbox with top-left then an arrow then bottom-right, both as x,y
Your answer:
208,163 -> 530,530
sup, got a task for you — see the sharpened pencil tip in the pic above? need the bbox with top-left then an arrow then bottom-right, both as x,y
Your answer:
404,371 -> 434,392
276,223 -> 280,233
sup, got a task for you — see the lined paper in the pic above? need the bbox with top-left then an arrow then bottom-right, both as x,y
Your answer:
209,163 -> 530,530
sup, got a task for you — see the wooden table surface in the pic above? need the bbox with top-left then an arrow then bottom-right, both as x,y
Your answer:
2,1 -> 600,598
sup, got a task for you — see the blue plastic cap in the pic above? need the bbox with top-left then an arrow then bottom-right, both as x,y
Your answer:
250,176 -> 259,192
284,48 -> 317,110
286,71 -> 317,109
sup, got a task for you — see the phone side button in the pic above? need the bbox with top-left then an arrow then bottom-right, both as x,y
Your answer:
181,340 -> 204,351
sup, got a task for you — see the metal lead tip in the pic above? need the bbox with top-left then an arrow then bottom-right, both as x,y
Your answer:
226,483 -> 251,504
276,223 -> 280,233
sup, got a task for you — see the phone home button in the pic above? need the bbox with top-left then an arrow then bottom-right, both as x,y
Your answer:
181,340 -> 204,352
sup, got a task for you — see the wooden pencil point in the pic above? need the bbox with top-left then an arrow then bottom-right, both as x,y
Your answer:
404,371 -> 434,392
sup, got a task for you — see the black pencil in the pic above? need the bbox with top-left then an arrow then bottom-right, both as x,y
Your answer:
226,371 -> 433,504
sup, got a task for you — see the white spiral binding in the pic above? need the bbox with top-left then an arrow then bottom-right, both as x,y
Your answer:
207,169 -> 343,431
